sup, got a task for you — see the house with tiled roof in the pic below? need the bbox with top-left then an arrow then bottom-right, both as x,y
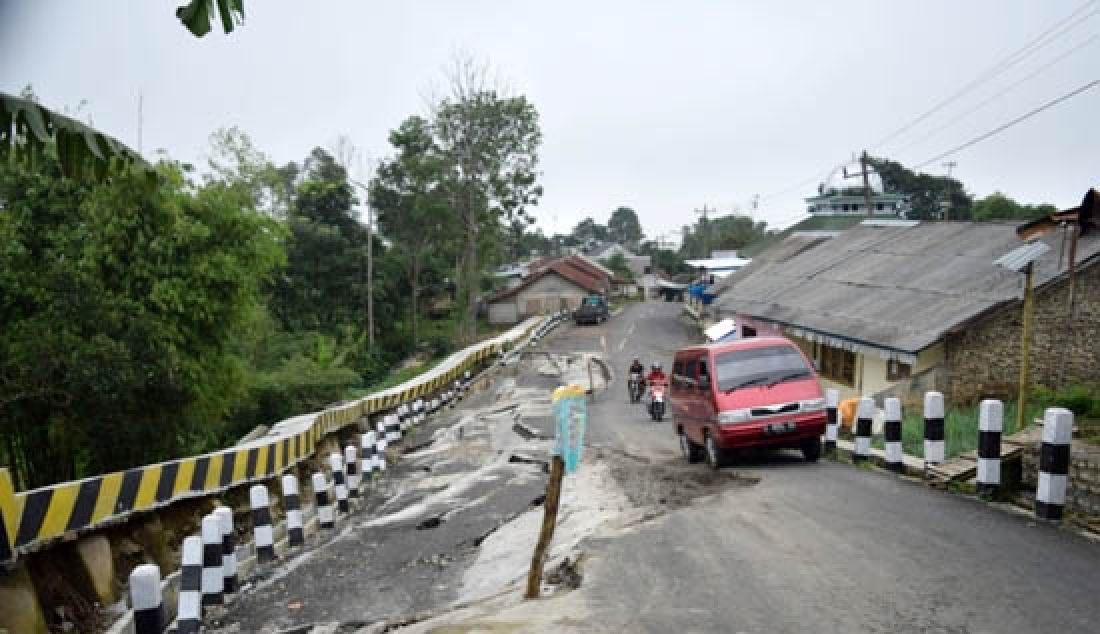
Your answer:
486,258 -> 608,324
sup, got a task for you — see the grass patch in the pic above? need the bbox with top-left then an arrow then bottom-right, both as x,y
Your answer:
871,400 -> 1043,459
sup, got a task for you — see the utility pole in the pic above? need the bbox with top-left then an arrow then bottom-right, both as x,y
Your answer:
1016,262 -> 1035,431
695,204 -> 712,258
942,161 -> 958,221
859,151 -> 874,218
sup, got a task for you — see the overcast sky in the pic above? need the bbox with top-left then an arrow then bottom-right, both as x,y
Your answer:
2,1 -> 1097,238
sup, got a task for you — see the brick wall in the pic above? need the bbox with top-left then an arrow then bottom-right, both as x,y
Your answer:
944,258 -> 1100,404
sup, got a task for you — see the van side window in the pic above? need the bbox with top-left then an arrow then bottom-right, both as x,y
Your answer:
672,360 -> 685,389
698,359 -> 710,388
683,359 -> 698,389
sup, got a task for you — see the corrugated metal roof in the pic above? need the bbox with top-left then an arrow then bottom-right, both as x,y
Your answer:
714,221 -> 1100,354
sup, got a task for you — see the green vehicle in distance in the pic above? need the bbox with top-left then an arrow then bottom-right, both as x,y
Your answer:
574,295 -> 609,325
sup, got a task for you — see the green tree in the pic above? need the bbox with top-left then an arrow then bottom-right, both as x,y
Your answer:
866,156 -> 972,220
433,61 -> 543,343
0,156 -> 282,488
607,206 -> 644,246
601,252 -> 635,282
571,217 -> 608,244
971,192 -> 1058,220
370,116 -> 453,348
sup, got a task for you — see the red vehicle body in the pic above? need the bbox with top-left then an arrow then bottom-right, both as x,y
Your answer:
671,336 -> 826,468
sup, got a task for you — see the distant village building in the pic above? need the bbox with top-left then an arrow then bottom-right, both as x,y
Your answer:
805,161 -> 907,218
486,257 -> 610,324
711,220 -> 1100,404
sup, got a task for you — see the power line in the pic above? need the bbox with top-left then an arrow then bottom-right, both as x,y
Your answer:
871,0 -> 1098,150
892,31 -> 1100,156
912,79 -> 1100,170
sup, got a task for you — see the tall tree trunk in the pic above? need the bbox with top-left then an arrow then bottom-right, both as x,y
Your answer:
465,214 -> 479,344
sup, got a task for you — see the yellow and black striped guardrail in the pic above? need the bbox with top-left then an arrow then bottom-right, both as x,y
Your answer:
0,316 -> 547,563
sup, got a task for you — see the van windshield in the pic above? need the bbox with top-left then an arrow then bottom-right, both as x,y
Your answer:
714,345 -> 812,392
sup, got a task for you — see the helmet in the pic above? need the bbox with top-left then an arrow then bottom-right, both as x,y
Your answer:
651,362 -> 662,371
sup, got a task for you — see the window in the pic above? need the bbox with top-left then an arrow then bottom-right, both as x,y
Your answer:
713,345 -> 812,392
672,360 -> 685,389
819,345 -> 856,386
741,325 -> 757,337
683,358 -> 698,389
698,359 -> 710,389
887,359 -> 911,381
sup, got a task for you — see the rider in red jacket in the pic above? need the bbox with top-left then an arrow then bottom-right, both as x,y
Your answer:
646,362 -> 667,388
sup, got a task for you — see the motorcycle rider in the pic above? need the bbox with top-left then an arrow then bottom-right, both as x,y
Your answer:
628,358 -> 644,377
646,362 -> 667,390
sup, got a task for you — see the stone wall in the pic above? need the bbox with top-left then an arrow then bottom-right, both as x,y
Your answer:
944,258 -> 1100,404
1022,440 -> 1100,519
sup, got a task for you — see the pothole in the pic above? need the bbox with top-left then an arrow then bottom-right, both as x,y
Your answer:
597,447 -> 760,511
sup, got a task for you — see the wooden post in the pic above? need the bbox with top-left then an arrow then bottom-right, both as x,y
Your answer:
1016,263 -> 1035,431
525,455 -> 565,599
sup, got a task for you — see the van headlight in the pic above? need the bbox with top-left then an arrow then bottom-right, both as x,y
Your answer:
800,398 -> 826,412
718,408 -> 752,424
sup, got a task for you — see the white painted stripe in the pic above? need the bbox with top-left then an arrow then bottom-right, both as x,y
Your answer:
855,436 -> 870,455
178,590 -> 200,619
129,564 -> 162,611
976,458 -> 1000,484
255,525 -> 273,547
825,424 -> 837,441
287,509 -> 303,530
885,442 -> 903,464
923,391 -> 944,419
1037,472 -> 1067,505
924,440 -> 945,464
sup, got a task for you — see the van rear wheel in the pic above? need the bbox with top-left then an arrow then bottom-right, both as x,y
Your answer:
704,432 -> 726,470
680,433 -> 703,464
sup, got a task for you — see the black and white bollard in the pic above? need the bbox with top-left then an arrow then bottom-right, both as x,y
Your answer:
854,397 -> 873,463
376,430 -> 387,472
923,391 -> 945,467
824,388 -> 839,453
200,513 -> 224,606
282,474 -> 304,547
977,399 -> 1003,496
385,414 -> 401,444
1036,407 -> 1073,521
313,472 -> 335,529
250,484 -> 275,563
178,536 -> 203,634
397,404 -> 410,436
345,445 -> 360,498
361,431 -> 377,478
883,397 -> 903,473
329,452 -> 349,513
129,563 -> 164,634
213,506 -> 237,593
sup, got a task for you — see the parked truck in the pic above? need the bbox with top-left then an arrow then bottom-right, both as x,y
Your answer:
574,295 -> 609,325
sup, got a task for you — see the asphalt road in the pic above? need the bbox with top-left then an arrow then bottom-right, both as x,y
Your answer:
547,300 -> 1100,634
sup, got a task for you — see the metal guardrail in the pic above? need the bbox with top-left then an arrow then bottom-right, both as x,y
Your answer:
0,316 -> 549,564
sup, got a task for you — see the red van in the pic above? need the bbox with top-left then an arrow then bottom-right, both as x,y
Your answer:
671,336 -> 826,468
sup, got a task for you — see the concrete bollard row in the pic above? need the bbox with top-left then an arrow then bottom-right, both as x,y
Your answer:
213,506 -> 237,593
129,564 -> 164,634
883,398 -> 903,473
313,472 -> 335,530
1036,407 -> 1073,520
178,536 -> 203,634
200,514 -> 223,606
345,445 -> 360,498
853,397 -> 873,462
824,388 -> 839,453
977,400 -> 1003,496
250,485 -> 275,564
923,391 -> 945,467
329,453 -> 349,514
282,474 -> 305,547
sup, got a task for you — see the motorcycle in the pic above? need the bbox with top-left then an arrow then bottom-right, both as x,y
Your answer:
627,371 -> 644,403
647,379 -> 668,422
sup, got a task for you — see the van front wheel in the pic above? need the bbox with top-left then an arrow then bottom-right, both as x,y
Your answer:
705,432 -> 726,470
680,432 -> 704,464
